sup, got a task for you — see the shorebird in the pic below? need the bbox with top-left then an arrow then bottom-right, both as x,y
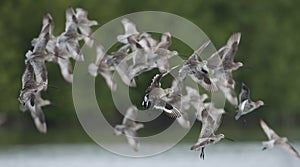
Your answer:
20,92 -> 51,112
88,45 -> 116,91
26,20 -> 54,91
205,43 -> 238,107
235,83 -> 264,120
117,18 -> 139,44
221,32 -> 243,71
191,103 -> 225,159
178,41 -> 218,92
19,61 -> 46,106
40,31 -> 73,84
56,6 -> 84,61
75,8 -> 98,47
114,105 -> 144,151
19,62 -> 48,133
260,119 -> 300,158
142,67 -> 182,118
165,79 -> 190,128
31,13 -> 55,53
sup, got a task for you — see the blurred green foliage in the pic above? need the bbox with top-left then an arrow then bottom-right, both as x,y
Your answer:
0,0 -> 299,143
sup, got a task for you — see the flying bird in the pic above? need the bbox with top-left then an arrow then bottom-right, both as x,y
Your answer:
117,18 -> 139,44
88,45 -> 116,91
114,105 -> 144,151
235,83 -> 264,120
142,67 -> 182,118
191,103 -> 225,159
75,8 -> 98,47
260,119 -> 300,158
221,32 -> 243,71
178,41 -> 218,92
56,6 -> 84,61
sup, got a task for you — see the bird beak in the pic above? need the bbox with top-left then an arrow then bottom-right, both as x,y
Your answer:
224,137 -> 235,142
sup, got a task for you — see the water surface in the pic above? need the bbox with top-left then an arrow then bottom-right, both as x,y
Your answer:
0,143 -> 299,167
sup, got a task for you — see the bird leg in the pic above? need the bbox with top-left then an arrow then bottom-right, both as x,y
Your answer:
200,147 -> 205,160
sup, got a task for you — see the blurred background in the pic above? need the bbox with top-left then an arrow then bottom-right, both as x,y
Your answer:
0,0 -> 299,146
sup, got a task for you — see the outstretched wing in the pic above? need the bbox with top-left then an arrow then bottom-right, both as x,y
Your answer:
208,104 -> 225,132
189,70 -> 218,92
123,105 -> 138,126
280,142 -> 300,158
222,32 -> 241,63
239,83 -> 250,103
95,45 -> 106,66
145,67 -> 177,93
22,61 -> 35,89
206,46 -> 227,70
187,41 -> 210,65
260,119 -> 280,140
145,73 -> 163,93
153,99 -> 182,118
200,108 -> 215,138
124,129 -> 140,152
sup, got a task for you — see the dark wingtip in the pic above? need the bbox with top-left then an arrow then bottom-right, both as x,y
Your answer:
190,146 -> 195,150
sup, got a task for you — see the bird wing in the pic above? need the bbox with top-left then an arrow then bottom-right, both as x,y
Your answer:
153,99 -> 182,118
28,97 -> 47,134
200,108 -> 215,138
115,60 -> 136,87
187,41 -> 210,64
279,142 -> 300,158
75,8 -> 98,36
95,45 -> 106,66
122,18 -> 138,35
208,104 -> 225,132
260,119 -> 280,140
178,65 -> 189,81
239,83 -> 250,103
124,129 -> 139,152
32,27 -> 50,53
123,105 -> 138,126
65,6 -> 76,31
43,13 -> 54,36
206,46 -> 227,70
99,69 -> 116,91
156,32 -> 172,49
217,78 -> 238,106
145,73 -> 164,93
222,32 -> 241,63
57,57 -> 73,83
29,58 -> 48,87
176,111 -> 190,129
22,61 -> 35,89
189,69 -> 218,92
